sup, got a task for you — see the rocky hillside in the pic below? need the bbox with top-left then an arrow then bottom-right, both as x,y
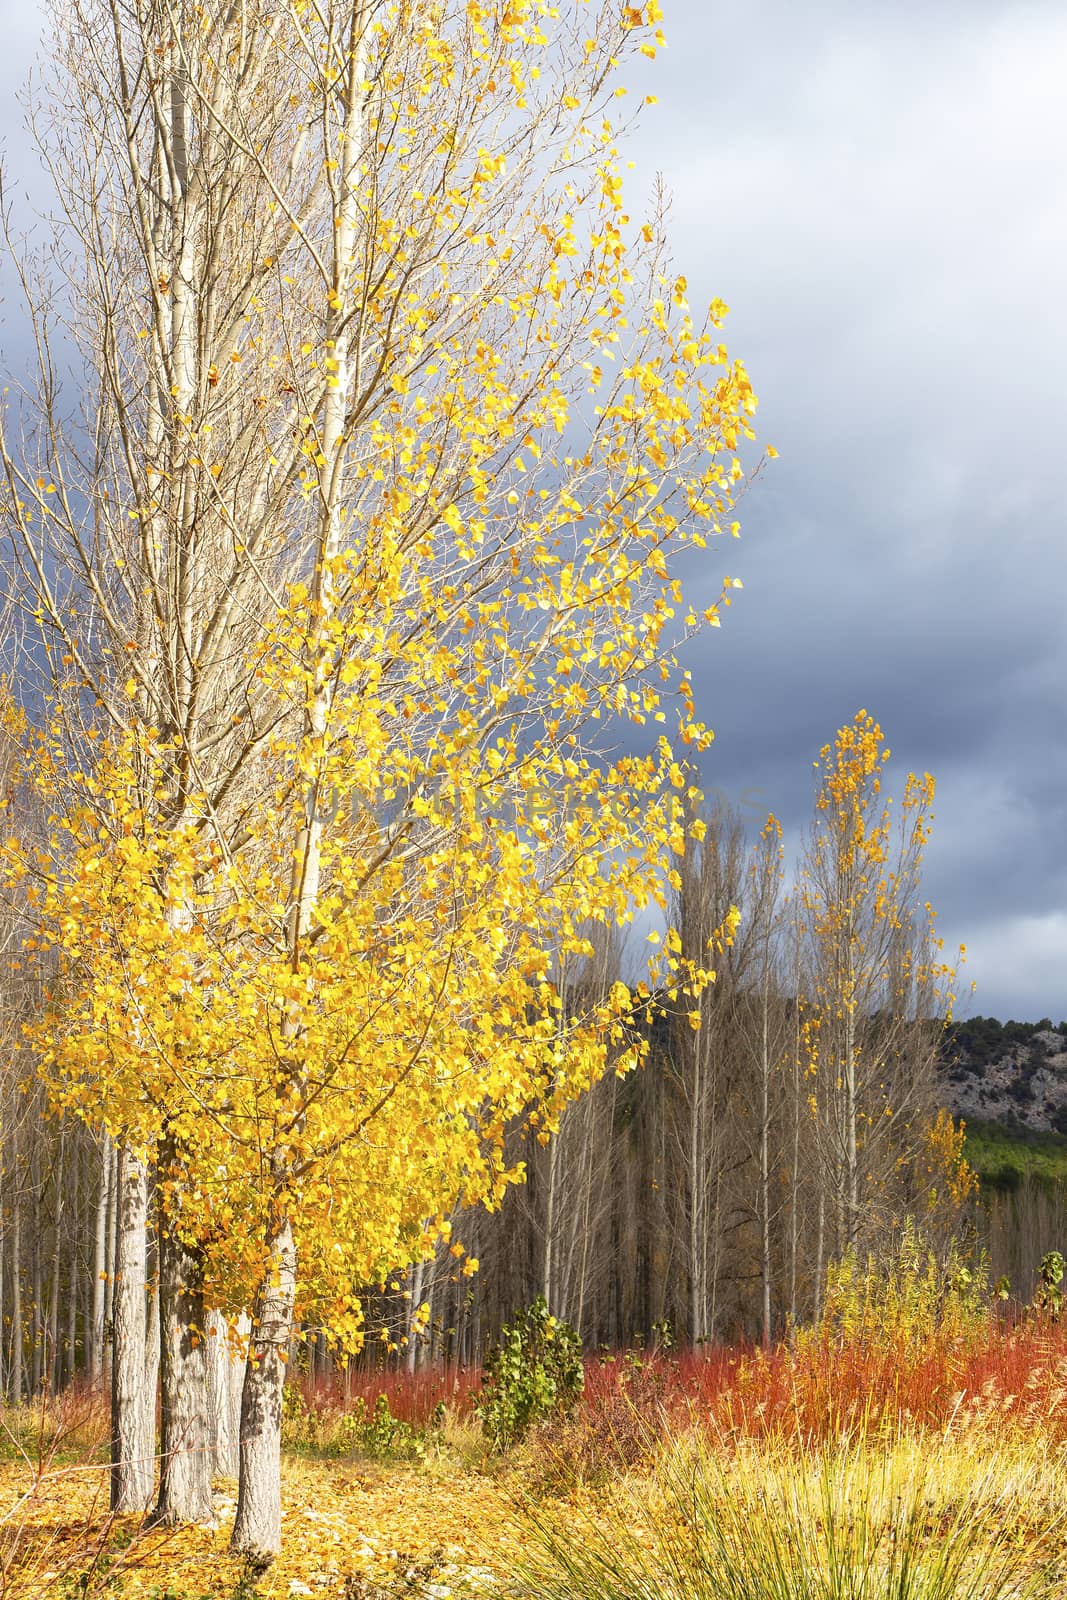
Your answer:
939,1018 -> 1067,1134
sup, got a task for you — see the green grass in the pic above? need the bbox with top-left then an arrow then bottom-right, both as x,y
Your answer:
963,1118 -> 1067,1189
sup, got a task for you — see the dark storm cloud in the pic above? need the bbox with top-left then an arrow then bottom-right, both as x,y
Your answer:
620,0 -> 1067,1020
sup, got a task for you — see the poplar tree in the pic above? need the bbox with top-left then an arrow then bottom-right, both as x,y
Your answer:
2,0 -> 760,1555
796,712 -> 960,1265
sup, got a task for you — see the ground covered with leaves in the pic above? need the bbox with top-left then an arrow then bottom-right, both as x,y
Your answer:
0,1452 -> 522,1600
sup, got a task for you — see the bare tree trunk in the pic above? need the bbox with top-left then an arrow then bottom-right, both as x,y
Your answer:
47,1133 -> 65,1390
154,1209 -> 213,1525
759,1014 -> 772,1350
104,1140 -> 118,1374
574,1093 -> 596,1338
31,1143 -> 42,1395
405,1262 -> 425,1377
708,1165 -> 722,1343
10,1188 -> 21,1407
145,1234 -> 160,1418
91,1131 -> 113,1384
152,1112 -> 217,1525
210,1310 -> 247,1479
813,1190 -> 826,1326
231,1214 -> 297,1556
543,1132 -> 558,1314
111,1146 -> 153,1511
844,981 -> 859,1251
687,1046 -> 705,1346
65,1226 -> 78,1389
788,1009 -> 801,1330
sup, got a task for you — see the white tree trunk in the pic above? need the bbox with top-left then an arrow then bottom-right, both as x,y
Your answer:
788,1018 -> 801,1330
64,1241 -> 78,1390
231,1215 -> 297,1556
759,986 -> 773,1350
405,1265 -> 425,1378
104,1140 -> 118,1371
687,1044 -> 706,1346
111,1146 -> 154,1511
844,970 -> 859,1251
91,1131 -> 113,1384
210,1310 -> 248,1479
813,1189 -> 826,1325
47,1133 -> 65,1390
154,1208 -> 213,1525
31,1144 -> 42,1395
10,1186 -> 22,1407
145,1231 -> 160,1412
543,1132 -> 558,1314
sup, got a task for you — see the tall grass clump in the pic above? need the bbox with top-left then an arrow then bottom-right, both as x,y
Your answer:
513,1430 -> 1066,1600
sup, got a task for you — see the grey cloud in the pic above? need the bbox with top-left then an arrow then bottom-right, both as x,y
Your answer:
627,0 -> 1067,1017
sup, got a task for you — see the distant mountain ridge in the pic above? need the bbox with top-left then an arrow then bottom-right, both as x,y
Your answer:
938,1017 -> 1067,1135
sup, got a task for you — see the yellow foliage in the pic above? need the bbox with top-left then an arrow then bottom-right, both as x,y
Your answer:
0,0 -> 769,1396
921,1107 -> 980,1212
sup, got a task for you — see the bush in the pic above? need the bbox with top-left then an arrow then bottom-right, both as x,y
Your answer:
808,1219 -> 993,1354
282,1384 -> 429,1460
477,1296 -> 583,1450
1033,1250 -> 1064,1318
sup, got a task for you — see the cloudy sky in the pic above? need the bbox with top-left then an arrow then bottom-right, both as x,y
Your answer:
620,0 -> 1067,1023
0,0 -> 1063,1021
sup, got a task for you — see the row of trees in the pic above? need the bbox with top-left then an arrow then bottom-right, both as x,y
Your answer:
352,719 -> 973,1360
0,715 -> 971,1400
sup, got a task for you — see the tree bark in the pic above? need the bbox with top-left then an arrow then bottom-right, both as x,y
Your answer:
10,1187 -> 21,1407
405,1263 -> 425,1377
47,1133 -> 65,1391
230,1215 -> 297,1556
687,1041 -> 705,1345
844,962 -> 859,1251
759,988 -> 773,1351
543,1132 -> 558,1315
210,1310 -> 247,1478
104,1139 -> 118,1371
154,1210 -> 213,1525
813,1189 -> 826,1325
65,1229 -> 78,1390
91,1131 -> 113,1384
111,1145 -> 154,1511
145,1230 -> 160,1426
788,1005 -> 801,1330
30,1143 -> 42,1395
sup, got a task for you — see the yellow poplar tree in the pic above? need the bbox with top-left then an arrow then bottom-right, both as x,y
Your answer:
2,0 -> 762,1556
797,712 -> 962,1280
